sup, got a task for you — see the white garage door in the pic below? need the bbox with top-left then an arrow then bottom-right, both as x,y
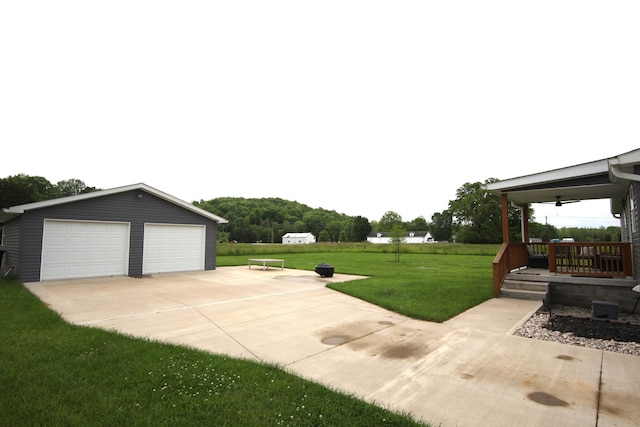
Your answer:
143,224 -> 205,274
41,220 -> 130,280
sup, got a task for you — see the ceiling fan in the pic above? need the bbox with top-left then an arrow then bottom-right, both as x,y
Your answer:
552,195 -> 580,207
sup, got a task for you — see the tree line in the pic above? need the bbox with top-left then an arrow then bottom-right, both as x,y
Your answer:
0,174 -> 98,208
1,174 -> 621,244
194,197 -> 373,243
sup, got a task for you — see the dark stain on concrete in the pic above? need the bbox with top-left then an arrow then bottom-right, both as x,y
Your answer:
380,342 -> 430,359
317,321 -> 373,346
527,391 -> 569,406
318,321 -> 436,360
321,336 -> 349,345
555,354 -> 575,361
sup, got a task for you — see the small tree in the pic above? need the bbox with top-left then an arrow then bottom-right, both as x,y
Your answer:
318,230 -> 330,242
390,225 -> 405,263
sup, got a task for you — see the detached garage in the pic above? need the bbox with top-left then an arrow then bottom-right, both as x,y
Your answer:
0,183 -> 228,282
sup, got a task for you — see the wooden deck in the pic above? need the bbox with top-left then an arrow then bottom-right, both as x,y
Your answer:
493,242 -> 633,298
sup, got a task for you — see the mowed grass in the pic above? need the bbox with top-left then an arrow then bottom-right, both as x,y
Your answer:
216,251 -> 495,322
0,277 -> 426,426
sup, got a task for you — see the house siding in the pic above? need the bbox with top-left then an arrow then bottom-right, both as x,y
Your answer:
630,175 -> 640,282
1,217 -> 21,271
14,189 -> 218,282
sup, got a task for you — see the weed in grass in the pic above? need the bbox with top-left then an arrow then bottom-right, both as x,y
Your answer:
150,354 -> 242,403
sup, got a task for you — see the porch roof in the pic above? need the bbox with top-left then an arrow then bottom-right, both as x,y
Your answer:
485,148 -> 640,213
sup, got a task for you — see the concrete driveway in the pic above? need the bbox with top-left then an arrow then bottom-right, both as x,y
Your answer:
26,267 -> 640,427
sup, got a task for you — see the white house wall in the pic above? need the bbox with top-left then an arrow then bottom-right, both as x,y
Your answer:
282,233 -> 316,244
367,237 -> 392,244
367,237 -> 434,244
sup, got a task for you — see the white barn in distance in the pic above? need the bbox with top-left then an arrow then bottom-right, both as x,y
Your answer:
282,232 -> 316,244
367,231 -> 434,244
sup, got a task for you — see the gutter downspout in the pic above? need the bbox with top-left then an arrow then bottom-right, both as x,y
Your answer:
609,161 -> 640,183
609,161 -> 640,217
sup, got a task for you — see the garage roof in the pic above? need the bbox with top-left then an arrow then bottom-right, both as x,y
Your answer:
0,183 -> 228,224
485,149 -> 640,213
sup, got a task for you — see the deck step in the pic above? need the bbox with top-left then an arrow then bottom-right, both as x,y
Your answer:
501,279 -> 549,301
500,287 -> 549,301
502,279 -> 549,292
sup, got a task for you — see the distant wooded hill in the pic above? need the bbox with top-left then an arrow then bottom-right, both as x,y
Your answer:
194,197 -> 372,243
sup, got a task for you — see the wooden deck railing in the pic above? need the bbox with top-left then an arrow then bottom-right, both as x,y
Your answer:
492,242 -> 633,296
492,242 -> 528,297
547,242 -> 632,278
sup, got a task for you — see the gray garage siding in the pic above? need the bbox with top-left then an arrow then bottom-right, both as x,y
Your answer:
1,218 -> 21,270
15,189 -> 218,281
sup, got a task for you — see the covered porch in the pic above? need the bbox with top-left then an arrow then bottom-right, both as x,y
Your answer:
497,241 -> 637,313
485,149 -> 640,304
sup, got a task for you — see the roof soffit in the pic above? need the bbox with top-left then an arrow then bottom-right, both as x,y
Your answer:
485,154 -> 636,206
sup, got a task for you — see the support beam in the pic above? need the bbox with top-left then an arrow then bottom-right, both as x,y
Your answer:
501,193 -> 509,244
522,204 -> 529,243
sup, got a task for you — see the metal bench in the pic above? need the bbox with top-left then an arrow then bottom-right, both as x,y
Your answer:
248,258 -> 284,270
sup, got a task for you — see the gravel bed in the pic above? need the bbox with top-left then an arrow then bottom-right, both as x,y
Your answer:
513,305 -> 640,357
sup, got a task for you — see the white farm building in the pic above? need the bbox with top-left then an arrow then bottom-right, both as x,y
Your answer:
367,231 -> 434,244
282,232 -> 316,244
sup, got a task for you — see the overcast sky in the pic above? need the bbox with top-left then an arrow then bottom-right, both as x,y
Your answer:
2,1 -> 638,229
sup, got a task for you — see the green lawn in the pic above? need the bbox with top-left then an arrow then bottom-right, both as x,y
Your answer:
217,251 -> 495,322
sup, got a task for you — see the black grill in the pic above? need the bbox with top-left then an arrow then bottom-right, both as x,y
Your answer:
315,263 -> 334,278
